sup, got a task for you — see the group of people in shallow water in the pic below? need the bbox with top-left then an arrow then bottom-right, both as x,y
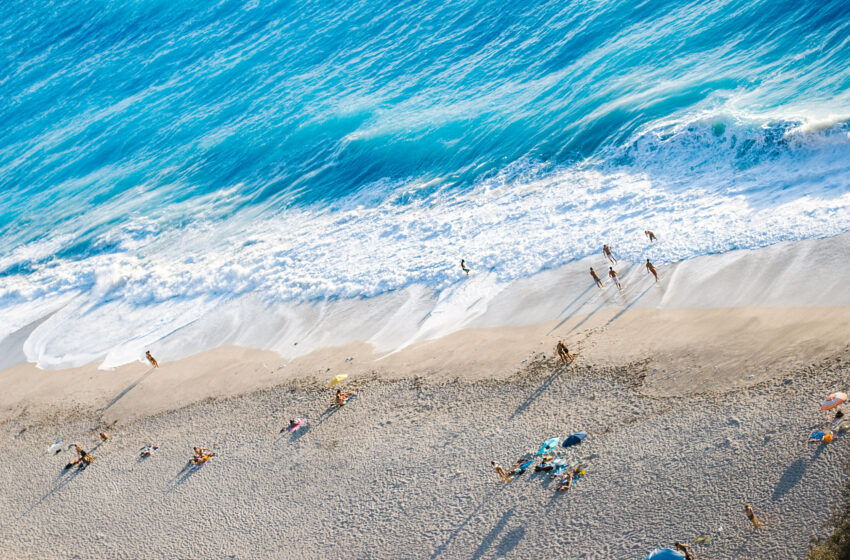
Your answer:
462,229 -> 661,290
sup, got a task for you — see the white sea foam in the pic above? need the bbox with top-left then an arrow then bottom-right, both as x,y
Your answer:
3,113 -> 850,369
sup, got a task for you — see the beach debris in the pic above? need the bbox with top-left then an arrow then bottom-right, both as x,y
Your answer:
693,533 -> 713,545
536,437 -> 560,455
821,392 -> 847,410
644,548 -> 686,560
562,431 -> 587,448
328,374 -> 348,387
47,440 -> 63,453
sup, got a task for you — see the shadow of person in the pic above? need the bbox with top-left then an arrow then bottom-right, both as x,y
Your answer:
772,458 -> 807,501
101,367 -> 156,413
495,526 -> 525,557
470,507 -> 516,560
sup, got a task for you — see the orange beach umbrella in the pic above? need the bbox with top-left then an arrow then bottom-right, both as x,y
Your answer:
822,392 -> 847,410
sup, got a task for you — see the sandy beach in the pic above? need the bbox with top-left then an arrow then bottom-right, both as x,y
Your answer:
2,234 -> 850,559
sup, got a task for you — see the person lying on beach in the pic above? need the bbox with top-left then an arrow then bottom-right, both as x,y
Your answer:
674,542 -> 695,560
140,444 -> 159,458
609,267 -> 621,290
146,350 -> 159,368
491,460 -> 511,482
99,432 -> 109,441
589,267 -> 603,288
508,455 -> 534,477
556,471 -> 573,491
65,444 -> 94,470
556,341 -> 574,365
603,244 -> 616,264
535,456 -> 554,472
646,259 -> 658,282
744,503 -> 761,528
645,230 -> 657,242
461,259 -> 470,276
335,389 -> 355,406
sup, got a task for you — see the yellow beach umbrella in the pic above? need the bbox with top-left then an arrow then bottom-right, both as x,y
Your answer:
328,374 -> 348,387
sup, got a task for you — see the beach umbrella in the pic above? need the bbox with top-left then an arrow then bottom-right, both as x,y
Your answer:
328,374 -> 348,387
644,549 -> 685,560
536,437 -> 560,455
563,431 -> 588,448
821,392 -> 847,410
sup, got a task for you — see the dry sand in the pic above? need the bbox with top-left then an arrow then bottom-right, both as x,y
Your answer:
2,234 -> 850,559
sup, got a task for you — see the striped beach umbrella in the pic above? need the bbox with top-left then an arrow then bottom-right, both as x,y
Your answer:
822,392 -> 847,410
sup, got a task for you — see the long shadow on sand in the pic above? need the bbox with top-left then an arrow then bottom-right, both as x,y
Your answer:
509,365 -> 567,420
470,507 -> 517,560
772,446 -> 825,501
431,488 -> 501,559
101,367 -> 156,413
21,466 -> 85,518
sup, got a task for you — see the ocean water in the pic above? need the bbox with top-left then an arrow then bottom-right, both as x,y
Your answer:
3,0 -> 850,368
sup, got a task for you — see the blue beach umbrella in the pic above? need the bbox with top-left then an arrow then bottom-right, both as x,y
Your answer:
563,431 -> 588,448
644,549 -> 685,560
536,437 -> 560,455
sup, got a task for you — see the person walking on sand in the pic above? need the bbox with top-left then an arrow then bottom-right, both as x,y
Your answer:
491,460 -> 510,482
645,230 -> 657,242
603,244 -> 616,264
744,503 -> 761,528
589,267 -> 603,288
146,350 -> 159,368
646,259 -> 658,282
556,341 -> 574,365
461,259 -> 470,276
609,267 -> 621,290
675,542 -> 695,560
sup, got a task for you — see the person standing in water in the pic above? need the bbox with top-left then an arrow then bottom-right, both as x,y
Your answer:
146,350 -> 159,368
645,259 -> 658,282
603,245 -> 616,264
645,230 -> 658,242
461,259 -> 470,276
589,267 -> 603,288
609,267 -> 621,290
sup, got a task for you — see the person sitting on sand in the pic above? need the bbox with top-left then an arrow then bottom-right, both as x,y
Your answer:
556,341 -> 574,365
645,230 -> 658,242
191,447 -> 216,465
674,542 -> 695,560
491,460 -> 510,482
646,259 -> 658,282
744,503 -> 761,528
556,471 -> 573,491
589,267 -> 603,288
335,389 -> 354,406
65,444 -> 94,470
461,259 -> 470,276
603,244 -> 617,264
99,432 -> 109,441
146,350 -> 159,368
608,267 -> 622,290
